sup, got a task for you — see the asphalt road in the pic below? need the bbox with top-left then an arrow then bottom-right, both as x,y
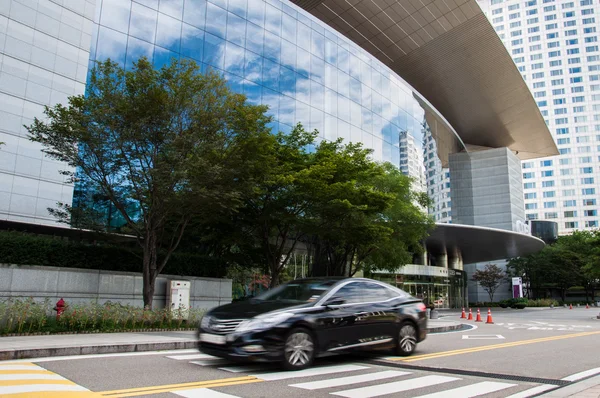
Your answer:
1,307 -> 599,398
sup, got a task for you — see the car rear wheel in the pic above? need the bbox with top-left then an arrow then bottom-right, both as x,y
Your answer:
282,328 -> 315,370
396,322 -> 418,356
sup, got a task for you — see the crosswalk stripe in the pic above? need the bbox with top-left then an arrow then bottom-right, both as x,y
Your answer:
218,365 -> 271,373
252,364 -> 369,381
0,374 -> 66,381
290,370 -> 411,390
331,375 -> 460,398
411,381 -> 517,398
504,384 -> 556,398
0,384 -> 89,394
167,354 -> 217,361
190,359 -> 232,367
562,367 -> 600,381
173,388 -> 241,397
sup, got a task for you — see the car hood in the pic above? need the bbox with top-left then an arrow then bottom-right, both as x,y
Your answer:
208,300 -> 312,319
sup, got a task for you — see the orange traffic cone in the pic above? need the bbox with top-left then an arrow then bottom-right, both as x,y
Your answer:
460,308 -> 466,319
475,308 -> 483,322
570,304 -> 573,310
586,304 -> 590,309
486,308 -> 494,324
468,308 -> 473,320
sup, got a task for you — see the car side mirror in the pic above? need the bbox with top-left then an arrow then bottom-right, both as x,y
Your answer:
325,297 -> 345,307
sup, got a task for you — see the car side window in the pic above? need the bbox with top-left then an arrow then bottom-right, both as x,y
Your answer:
331,282 -> 398,304
361,282 -> 398,302
330,282 -> 365,304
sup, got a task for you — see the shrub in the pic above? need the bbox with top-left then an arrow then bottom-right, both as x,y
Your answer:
0,298 -> 205,335
0,231 -> 227,278
527,298 -> 559,307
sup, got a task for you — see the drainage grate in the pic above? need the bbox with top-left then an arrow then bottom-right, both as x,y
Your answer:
366,360 -> 570,386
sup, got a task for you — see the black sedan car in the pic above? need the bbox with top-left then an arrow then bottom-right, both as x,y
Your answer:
198,277 -> 427,370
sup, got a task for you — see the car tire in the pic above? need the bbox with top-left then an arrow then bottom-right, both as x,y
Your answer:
396,322 -> 418,356
282,328 -> 316,370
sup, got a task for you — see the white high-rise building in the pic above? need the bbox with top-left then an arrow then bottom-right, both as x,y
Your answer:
423,128 -> 452,223
400,130 -> 427,196
477,0 -> 600,234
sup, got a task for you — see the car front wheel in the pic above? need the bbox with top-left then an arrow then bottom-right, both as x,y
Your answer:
396,322 -> 418,356
282,328 -> 315,370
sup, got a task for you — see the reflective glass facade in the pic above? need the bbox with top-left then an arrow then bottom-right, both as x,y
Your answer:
89,0 -> 435,169
0,0 -> 96,225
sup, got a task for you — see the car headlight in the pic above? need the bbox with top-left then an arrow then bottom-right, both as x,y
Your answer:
236,312 -> 294,333
200,315 -> 212,329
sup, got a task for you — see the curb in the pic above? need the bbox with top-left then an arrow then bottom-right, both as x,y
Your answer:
0,340 -> 198,361
0,324 -> 464,361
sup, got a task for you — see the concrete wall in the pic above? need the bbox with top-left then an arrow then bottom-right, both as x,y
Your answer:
0,264 -> 232,309
449,147 -> 525,232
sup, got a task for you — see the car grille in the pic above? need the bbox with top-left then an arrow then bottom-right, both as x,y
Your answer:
208,318 -> 244,334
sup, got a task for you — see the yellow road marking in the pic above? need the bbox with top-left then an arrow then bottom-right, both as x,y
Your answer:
7,392 -> 101,398
0,370 -> 55,375
0,379 -> 75,386
391,330 -> 600,362
100,376 -> 263,397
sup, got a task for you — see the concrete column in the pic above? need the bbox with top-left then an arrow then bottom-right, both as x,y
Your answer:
449,147 -> 525,232
436,253 -> 448,268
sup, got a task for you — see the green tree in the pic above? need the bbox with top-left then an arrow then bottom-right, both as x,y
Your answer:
27,57 -> 273,308
472,263 -> 506,302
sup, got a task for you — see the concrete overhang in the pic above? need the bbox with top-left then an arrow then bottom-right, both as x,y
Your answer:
291,0 -> 559,161
425,223 -> 545,264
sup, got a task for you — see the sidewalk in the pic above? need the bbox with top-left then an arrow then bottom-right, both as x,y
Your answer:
0,319 -> 462,360
539,374 -> 600,397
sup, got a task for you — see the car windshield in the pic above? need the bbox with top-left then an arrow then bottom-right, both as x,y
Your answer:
253,279 -> 340,303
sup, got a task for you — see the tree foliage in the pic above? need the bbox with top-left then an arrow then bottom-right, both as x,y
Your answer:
27,57 -> 273,308
507,230 -> 600,302
472,263 -> 506,302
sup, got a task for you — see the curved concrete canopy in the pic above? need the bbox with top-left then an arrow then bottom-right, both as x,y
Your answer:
292,0 -> 559,161
425,223 -> 545,264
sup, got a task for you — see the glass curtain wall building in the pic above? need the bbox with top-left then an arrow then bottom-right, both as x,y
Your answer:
478,0 -> 600,234
89,0 -> 432,175
0,0 -> 95,225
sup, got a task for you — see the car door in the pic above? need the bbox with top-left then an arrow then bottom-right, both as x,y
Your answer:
353,282 -> 401,346
312,281 -> 367,351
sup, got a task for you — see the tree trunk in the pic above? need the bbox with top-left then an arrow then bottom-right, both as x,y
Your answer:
142,230 -> 159,310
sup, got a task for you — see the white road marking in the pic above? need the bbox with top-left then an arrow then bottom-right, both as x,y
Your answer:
289,370 -> 411,390
189,359 -> 231,367
253,364 -> 369,381
167,353 -> 217,361
411,381 -> 517,398
504,384 -> 556,398
0,374 -> 66,381
561,367 -> 600,381
331,375 -> 460,398
0,384 -> 89,394
218,365 -> 271,373
462,335 -> 505,339
5,349 -> 199,363
0,365 -> 45,371
173,388 -> 240,398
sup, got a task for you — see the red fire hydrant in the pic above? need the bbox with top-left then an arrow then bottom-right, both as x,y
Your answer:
54,298 -> 66,320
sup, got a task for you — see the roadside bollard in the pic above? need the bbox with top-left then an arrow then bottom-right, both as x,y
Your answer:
54,298 -> 66,320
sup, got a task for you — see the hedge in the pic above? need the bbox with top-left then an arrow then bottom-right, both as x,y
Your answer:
0,231 -> 227,278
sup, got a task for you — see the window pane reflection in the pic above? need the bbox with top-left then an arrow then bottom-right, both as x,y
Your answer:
126,36 -> 154,70
100,0 -> 131,34
156,13 -> 181,52
129,3 -> 157,43
159,0 -> 183,19
183,0 -> 206,29
203,32 -> 225,69
205,2 -> 227,39
96,27 -> 127,66
181,23 -> 204,62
